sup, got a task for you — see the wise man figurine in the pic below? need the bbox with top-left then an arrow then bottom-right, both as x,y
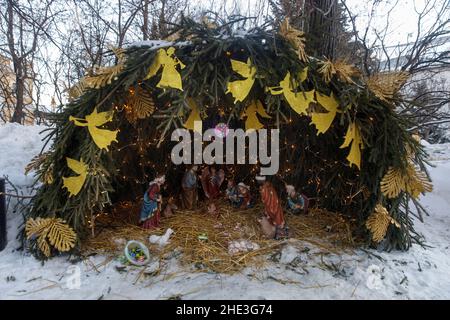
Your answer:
181,165 -> 198,209
200,166 -> 225,200
285,184 -> 309,214
139,174 -> 165,229
256,175 -> 288,240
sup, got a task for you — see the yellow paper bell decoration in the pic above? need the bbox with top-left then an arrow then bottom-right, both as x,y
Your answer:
70,108 -> 119,151
62,157 -> 88,197
145,47 -> 185,91
226,58 -> 256,103
340,122 -> 363,169
268,71 -> 315,115
183,98 -> 202,133
311,92 -> 339,134
243,100 -> 271,131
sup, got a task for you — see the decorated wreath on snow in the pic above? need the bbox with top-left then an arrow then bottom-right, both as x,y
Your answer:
24,17 -> 432,258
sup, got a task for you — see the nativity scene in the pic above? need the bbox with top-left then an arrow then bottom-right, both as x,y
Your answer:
22,17 -> 433,272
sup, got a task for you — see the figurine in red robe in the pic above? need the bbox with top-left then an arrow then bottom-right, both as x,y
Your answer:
256,175 -> 288,239
200,166 -> 225,200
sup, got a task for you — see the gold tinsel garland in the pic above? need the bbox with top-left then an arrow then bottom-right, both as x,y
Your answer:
67,79 -> 88,101
83,47 -> 126,90
380,167 -> 404,198
26,218 -> 77,257
279,18 -> 308,62
318,59 -> 336,83
319,59 -> 359,84
405,165 -> 433,198
25,152 -> 53,184
381,133 -> 432,199
366,204 -> 400,243
366,71 -> 409,102
67,47 -> 126,99
380,163 -> 433,199
125,86 -> 156,124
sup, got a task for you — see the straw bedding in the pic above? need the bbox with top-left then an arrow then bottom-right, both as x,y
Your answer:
82,199 -> 357,273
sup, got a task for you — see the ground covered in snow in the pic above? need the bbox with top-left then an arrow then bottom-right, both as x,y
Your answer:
0,123 -> 449,300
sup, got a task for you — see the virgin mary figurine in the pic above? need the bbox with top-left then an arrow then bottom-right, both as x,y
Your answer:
139,175 -> 165,229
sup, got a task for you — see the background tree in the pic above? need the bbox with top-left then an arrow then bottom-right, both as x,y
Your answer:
269,0 -> 358,60
0,0 -> 57,123
0,0 -> 448,138
341,0 -> 450,136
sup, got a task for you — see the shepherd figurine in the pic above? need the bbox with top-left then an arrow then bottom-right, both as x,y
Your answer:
181,165 -> 199,209
139,174 -> 165,229
256,175 -> 288,240
285,184 -> 309,214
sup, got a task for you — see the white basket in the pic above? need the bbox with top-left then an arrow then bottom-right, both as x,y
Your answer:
124,240 -> 150,266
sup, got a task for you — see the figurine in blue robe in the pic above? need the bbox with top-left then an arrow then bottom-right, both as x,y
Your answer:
285,184 -> 308,214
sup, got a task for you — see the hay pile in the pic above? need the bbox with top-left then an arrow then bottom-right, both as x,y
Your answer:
82,200 -> 356,273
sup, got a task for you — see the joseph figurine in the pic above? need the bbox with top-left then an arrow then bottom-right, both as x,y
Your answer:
256,175 -> 288,239
181,165 -> 198,209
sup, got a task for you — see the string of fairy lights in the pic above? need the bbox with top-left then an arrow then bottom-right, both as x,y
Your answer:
105,51 -> 364,209
110,99 -> 361,208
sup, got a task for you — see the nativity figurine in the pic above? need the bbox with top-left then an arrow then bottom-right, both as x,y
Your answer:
236,182 -> 253,209
285,184 -> 309,214
139,174 -> 165,229
181,165 -> 199,209
200,166 -> 225,200
226,179 -> 240,207
256,175 -> 288,240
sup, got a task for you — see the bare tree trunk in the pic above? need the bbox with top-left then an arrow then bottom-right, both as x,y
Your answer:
159,0 -> 167,38
7,0 -> 25,123
270,0 -> 340,59
11,67 -> 25,123
305,0 -> 338,59
142,0 -> 149,40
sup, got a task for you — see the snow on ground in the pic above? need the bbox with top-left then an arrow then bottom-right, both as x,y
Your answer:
0,123 -> 46,188
0,123 -> 449,300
